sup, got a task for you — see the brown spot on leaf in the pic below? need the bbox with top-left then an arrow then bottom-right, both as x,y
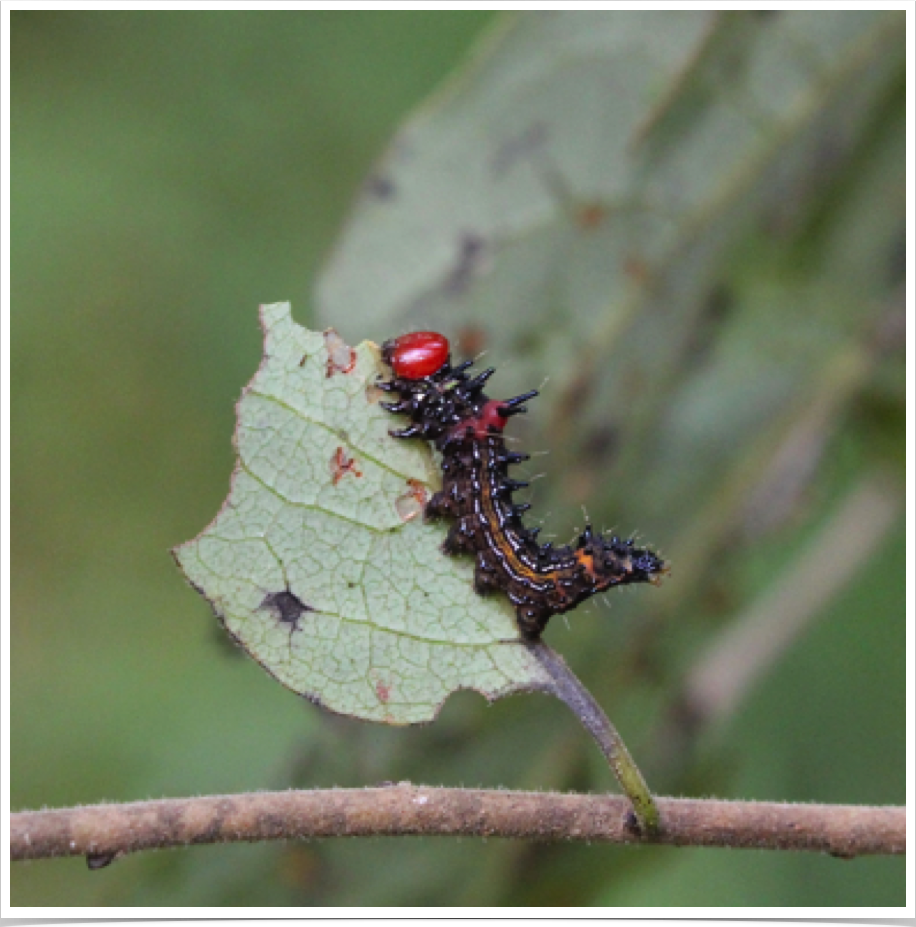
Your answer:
622,254 -> 651,285
375,679 -> 392,704
445,233 -> 488,295
575,203 -> 607,230
330,447 -> 362,485
324,329 -> 357,377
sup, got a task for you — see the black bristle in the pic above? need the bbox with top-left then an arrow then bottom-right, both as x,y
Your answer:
465,367 -> 496,393
380,400 -> 412,414
390,424 -> 424,439
502,390 -> 538,409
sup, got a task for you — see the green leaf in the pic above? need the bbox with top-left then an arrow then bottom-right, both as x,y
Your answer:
174,303 -> 550,725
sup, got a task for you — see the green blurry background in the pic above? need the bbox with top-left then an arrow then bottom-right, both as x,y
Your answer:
12,11 -> 905,907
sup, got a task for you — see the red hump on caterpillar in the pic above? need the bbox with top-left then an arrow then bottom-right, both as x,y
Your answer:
379,331 -> 667,639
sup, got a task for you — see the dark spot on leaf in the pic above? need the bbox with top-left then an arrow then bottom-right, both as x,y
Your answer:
330,447 -> 362,485
299,353 -> 309,367
365,173 -> 396,199
444,233 -> 488,295
492,122 -> 549,175
324,329 -> 357,377
261,589 -> 312,628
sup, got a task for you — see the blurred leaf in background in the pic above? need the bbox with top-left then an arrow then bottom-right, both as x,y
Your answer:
12,11 -> 904,907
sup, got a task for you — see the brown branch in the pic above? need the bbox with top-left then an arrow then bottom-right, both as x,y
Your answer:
10,788 -> 904,866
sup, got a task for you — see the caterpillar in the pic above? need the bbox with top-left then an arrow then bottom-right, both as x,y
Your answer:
378,331 -> 667,639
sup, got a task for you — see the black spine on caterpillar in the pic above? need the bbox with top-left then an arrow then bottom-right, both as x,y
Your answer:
379,332 -> 667,639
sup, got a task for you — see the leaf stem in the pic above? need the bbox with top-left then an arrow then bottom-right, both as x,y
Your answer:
525,641 -> 659,836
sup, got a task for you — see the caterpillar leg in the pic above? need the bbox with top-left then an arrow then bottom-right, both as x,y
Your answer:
442,516 -> 477,555
515,603 -> 549,640
474,551 -> 501,595
425,490 -> 453,520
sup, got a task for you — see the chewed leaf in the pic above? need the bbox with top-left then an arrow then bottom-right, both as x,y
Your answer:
174,303 -> 550,724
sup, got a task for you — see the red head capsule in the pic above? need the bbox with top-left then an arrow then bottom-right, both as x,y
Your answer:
383,331 -> 450,380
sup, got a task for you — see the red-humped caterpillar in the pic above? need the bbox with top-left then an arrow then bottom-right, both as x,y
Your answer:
378,331 -> 667,639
